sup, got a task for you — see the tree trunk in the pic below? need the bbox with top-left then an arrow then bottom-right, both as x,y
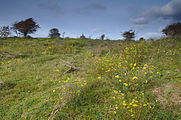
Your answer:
24,32 -> 28,37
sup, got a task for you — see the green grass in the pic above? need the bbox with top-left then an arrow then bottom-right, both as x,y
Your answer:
0,37 -> 180,120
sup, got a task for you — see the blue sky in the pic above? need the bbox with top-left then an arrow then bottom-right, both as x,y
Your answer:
0,0 -> 180,40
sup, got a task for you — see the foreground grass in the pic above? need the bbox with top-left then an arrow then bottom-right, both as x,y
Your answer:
0,37 -> 180,120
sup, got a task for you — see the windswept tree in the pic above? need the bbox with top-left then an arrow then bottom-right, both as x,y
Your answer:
0,26 -> 11,37
11,22 -> 21,37
80,33 -> 86,39
101,34 -> 105,40
122,30 -> 135,41
49,28 -> 60,38
162,22 -> 181,37
12,18 -> 40,37
139,37 -> 145,41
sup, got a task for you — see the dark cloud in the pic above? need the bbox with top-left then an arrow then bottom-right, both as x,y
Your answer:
131,0 -> 181,25
38,1 -> 62,12
148,0 -> 181,21
75,2 -> 107,14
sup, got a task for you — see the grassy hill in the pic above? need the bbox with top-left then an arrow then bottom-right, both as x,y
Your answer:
0,37 -> 180,120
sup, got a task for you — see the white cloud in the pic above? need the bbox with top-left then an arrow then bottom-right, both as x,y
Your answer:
130,17 -> 148,24
143,32 -> 162,39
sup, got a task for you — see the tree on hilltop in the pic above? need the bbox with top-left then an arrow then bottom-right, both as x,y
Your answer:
162,22 -> 181,37
49,28 -> 60,38
122,30 -> 135,42
80,33 -> 86,39
139,37 -> 145,41
101,34 -> 105,40
12,18 -> 40,37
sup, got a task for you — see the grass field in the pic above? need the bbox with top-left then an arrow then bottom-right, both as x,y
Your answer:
0,37 -> 181,120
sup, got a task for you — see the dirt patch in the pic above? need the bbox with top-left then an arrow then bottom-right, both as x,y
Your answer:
153,83 -> 181,112
0,81 -> 5,87
48,84 -> 75,120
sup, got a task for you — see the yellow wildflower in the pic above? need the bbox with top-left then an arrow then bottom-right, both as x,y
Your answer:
133,104 -> 138,107
114,90 -> 118,94
143,104 -> 147,106
143,67 -> 147,70
123,83 -> 128,86
106,69 -> 110,72
144,64 -> 148,67
123,101 -> 126,106
98,76 -> 101,79
115,75 -> 119,78
132,76 -> 138,80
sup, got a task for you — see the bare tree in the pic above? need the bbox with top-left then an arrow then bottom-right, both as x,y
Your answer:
0,26 -> 11,37
62,32 -> 65,38
12,18 -> 40,37
49,28 -> 60,38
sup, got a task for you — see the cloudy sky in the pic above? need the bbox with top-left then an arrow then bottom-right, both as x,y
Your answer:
0,0 -> 181,39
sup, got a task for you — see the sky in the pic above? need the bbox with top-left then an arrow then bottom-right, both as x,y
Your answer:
0,0 -> 181,40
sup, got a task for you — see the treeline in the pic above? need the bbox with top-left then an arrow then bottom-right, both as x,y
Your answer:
0,17 -> 181,40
